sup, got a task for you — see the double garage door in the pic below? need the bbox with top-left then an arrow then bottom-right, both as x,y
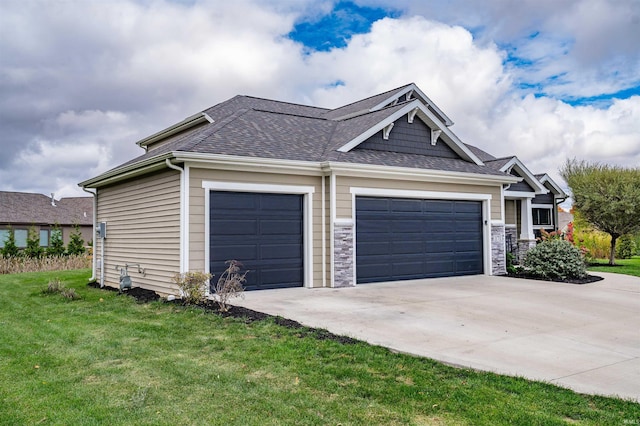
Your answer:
356,196 -> 484,283
209,192 -> 483,290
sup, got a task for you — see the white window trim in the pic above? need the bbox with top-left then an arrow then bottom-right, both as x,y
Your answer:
201,181 -> 315,289
349,187 -> 494,280
531,204 -> 554,228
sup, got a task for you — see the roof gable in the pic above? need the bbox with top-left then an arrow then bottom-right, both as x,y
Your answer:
355,113 -> 462,159
536,173 -> 568,198
334,100 -> 483,165
490,157 -> 548,195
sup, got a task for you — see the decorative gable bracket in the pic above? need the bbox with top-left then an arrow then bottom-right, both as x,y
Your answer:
431,129 -> 442,146
382,122 -> 395,140
407,107 -> 419,123
406,89 -> 414,101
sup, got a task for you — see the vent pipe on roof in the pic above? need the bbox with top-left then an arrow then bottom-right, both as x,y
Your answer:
50,193 -> 56,206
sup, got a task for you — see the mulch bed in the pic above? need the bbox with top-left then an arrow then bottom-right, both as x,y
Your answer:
86,282 -> 358,345
502,273 -> 604,284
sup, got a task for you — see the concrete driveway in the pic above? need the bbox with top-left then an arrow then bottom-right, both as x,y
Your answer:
235,272 -> 640,401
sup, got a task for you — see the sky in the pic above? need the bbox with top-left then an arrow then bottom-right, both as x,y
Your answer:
1,0 -> 638,200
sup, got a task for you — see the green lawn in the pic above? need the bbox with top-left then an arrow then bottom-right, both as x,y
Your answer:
588,256 -> 640,277
1,270 -> 638,425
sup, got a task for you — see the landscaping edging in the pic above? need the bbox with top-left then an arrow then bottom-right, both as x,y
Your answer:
87,281 -> 359,345
501,273 -> 604,285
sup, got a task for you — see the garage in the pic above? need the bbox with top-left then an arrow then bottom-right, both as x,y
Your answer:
210,191 -> 304,291
355,196 -> 483,283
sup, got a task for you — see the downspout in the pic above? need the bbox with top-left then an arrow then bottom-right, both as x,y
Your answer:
321,175 -> 326,287
165,159 -> 185,272
554,195 -> 568,232
82,187 -> 97,281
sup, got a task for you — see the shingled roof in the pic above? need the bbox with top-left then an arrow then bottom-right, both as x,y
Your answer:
84,83 -> 518,186
0,192 -> 92,226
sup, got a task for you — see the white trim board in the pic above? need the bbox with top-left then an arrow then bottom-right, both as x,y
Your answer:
201,181 -> 315,289
350,187 -> 492,201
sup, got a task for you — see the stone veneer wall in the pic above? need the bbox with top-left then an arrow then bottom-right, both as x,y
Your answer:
517,240 -> 537,264
333,224 -> 354,287
505,226 -> 518,260
491,224 -> 506,275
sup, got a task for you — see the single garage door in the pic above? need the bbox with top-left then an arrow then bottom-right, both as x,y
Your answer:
210,191 -> 304,291
356,196 -> 483,283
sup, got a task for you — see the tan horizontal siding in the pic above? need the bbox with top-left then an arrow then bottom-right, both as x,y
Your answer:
505,200 -> 517,225
97,169 -> 180,295
336,176 -> 502,221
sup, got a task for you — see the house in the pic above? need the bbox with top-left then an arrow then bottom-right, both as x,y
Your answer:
79,83 -> 566,295
0,191 -> 94,249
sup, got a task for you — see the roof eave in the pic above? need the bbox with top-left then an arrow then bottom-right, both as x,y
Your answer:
78,152 -> 174,188
135,112 -> 214,148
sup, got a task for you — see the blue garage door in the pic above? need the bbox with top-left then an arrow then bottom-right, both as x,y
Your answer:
356,197 -> 483,284
210,191 -> 303,291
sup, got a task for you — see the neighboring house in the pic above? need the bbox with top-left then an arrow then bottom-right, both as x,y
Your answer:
79,83 -> 565,295
0,191 -> 93,250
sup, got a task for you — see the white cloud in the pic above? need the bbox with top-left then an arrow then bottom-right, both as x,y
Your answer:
0,0 -> 638,200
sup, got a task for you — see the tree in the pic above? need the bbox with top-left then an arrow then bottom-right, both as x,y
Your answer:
560,159 -> 640,265
24,225 -> 44,258
1,226 -> 20,258
67,224 -> 86,256
47,224 -> 66,257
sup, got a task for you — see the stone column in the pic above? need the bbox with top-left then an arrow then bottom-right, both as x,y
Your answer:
333,223 -> 355,287
491,224 -> 506,275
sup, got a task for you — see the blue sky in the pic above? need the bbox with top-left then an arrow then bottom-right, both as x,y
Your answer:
289,1 -> 640,108
0,0 -> 638,197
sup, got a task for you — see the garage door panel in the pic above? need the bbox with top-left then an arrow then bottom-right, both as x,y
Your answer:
210,191 -> 303,291
424,201 -> 454,213
455,201 -> 482,213
357,197 -> 389,211
391,199 -> 423,212
260,244 -> 303,259
358,241 -> 390,255
391,241 -> 423,254
356,196 -> 483,283
212,220 -> 258,235
260,219 -> 302,235
456,241 -> 482,250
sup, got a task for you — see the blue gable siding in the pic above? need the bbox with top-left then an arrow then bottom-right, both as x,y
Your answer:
356,117 -> 461,159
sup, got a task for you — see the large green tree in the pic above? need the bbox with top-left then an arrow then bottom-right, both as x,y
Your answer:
560,159 -> 640,265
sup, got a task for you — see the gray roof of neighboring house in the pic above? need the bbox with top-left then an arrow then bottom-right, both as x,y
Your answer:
0,192 -> 93,226
88,85 -> 522,183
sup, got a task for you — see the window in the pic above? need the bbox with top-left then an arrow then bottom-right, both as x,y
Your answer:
40,230 -> 49,247
14,229 -> 28,248
532,208 -> 552,226
0,230 -> 8,248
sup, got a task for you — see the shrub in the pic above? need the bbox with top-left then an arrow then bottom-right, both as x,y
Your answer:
524,239 -> 587,280
61,288 -> 80,300
43,277 -> 64,294
172,271 -> 211,304
616,235 -> 635,259
47,225 -> 65,257
1,227 -> 20,258
67,224 -> 86,256
214,260 -> 247,312
24,226 -> 44,259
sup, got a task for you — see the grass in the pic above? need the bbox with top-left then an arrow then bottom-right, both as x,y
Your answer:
588,256 -> 640,277
1,270 -> 639,425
